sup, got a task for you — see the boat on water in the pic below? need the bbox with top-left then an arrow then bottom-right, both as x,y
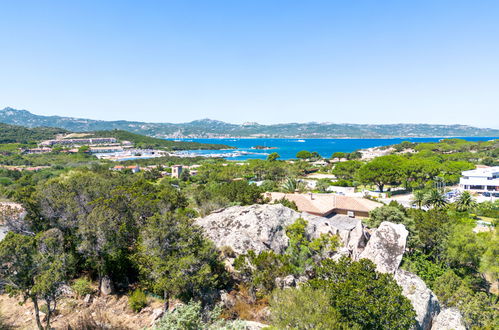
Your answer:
297,139 -> 306,142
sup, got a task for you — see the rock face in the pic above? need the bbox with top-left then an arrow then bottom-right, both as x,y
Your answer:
195,204 -> 368,256
431,308 -> 466,330
358,221 -> 408,274
196,204 -> 300,255
100,275 -> 114,295
395,270 -> 440,330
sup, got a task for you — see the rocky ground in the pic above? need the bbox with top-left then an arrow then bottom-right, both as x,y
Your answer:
0,293 -> 164,329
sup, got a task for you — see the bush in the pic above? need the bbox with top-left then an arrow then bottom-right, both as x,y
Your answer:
270,286 -> 354,329
128,289 -> 148,312
153,301 -> 245,330
71,277 -> 93,297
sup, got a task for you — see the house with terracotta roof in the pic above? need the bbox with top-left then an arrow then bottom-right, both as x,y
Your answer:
265,192 -> 382,218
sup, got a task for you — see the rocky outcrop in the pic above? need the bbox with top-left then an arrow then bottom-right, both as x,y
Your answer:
196,204 -> 301,255
195,204 -> 368,256
431,308 -> 466,330
358,221 -> 408,274
100,275 -> 114,295
395,270 -> 440,330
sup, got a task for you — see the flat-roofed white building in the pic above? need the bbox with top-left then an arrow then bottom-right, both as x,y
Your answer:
459,166 -> 499,193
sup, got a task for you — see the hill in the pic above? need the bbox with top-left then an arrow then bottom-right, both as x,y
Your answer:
0,122 -> 67,144
88,129 -> 232,150
1,107 -> 498,138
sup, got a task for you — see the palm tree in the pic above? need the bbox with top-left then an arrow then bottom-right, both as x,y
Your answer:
424,189 -> 448,209
455,191 -> 477,212
281,178 -> 306,193
412,190 -> 426,209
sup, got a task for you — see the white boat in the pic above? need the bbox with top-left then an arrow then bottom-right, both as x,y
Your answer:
297,139 -> 306,142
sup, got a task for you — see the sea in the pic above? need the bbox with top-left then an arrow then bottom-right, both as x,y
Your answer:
173,137 -> 497,161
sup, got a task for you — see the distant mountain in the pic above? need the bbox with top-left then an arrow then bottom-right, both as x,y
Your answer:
1,107 -> 498,138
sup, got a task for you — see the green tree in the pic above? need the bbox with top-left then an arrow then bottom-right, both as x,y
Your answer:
331,160 -> 362,181
424,189 -> 448,209
455,191 -> 477,212
315,178 -> 331,192
310,258 -> 417,330
296,150 -> 312,160
331,152 -> 346,159
357,155 -> 403,192
267,152 -> 280,161
411,190 -> 426,209
0,231 -> 69,330
367,205 -> 409,228
270,286 -> 355,329
135,213 -> 226,311
281,178 -> 306,193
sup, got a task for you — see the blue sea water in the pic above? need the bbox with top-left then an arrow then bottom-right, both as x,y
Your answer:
175,137 -> 497,161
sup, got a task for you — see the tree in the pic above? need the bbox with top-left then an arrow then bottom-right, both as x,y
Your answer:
0,231 -> 68,330
367,205 -> 409,228
411,190 -> 426,209
310,258 -> 416,329
315,178 -> 331,192
270,286 -> 355,329
443,224 -> 486,271
357,155 -> 403,192
267,152 -> 280,162
455,191 -> 477,212
331,160 -> 362,181
296,150 -> 312,160
424,189 -> 448,209
281,178 -> 306,193
135,213 -> 226,311
331,152 -> 346,159
433,270 -> 497,328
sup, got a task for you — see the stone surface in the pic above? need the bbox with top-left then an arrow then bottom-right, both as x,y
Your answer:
100,275 -> 114,295
358,221 -> 408,274
83,294 -> 92,304
275,275 -> 296,289
196,204 -> 368,256
395,269 -> 440,330
431,308 -> 466,330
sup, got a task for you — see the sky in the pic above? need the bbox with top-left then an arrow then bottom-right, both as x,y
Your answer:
0,1 -> 498,127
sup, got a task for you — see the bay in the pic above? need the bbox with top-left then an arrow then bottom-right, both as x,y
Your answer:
175,137 -> 497,160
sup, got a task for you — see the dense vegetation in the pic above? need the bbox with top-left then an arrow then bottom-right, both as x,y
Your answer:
0,133 -> 497,329
0,123 -> 67,144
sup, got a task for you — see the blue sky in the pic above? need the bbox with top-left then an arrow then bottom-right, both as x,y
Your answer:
1,1 -> 498,127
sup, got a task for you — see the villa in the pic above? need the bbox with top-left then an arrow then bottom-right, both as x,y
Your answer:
265,192 -> 382,218
459,166 -> 499,194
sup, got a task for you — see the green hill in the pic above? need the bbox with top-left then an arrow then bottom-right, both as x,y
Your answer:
0,123 -> 67,144
88,129 -> 233,150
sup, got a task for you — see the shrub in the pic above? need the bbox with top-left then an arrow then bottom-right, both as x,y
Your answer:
270,286 -> 354,329
71,277 -> 93,297
129,289 -> 148,312
153,301 -> 245,330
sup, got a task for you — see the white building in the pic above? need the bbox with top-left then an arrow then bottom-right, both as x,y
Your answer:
459,166 -> 499,193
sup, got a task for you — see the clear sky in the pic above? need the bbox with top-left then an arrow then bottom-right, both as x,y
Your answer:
1,0 -> 498,127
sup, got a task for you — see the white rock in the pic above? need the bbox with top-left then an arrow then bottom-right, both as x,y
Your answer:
395,270 -> 440,330
358,221 -> 408,274
431,308 -> 466,330
195,204 -> 368,256
100,275 -> 113,295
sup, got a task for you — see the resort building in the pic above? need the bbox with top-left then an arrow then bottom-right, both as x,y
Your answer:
459,166 -> 499,193
265,192 -> 382,218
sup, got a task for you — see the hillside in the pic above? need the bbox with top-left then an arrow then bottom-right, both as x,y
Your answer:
88,129 -> 233,150
0,122 -> 67,144
1,107 -> 498,138
0,122 -> 231,150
